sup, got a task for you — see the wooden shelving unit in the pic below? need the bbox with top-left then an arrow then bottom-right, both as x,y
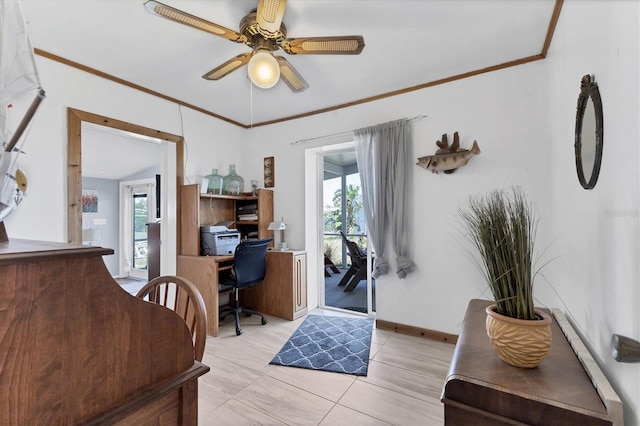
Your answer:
179,184 -> 274,256
177,183 -> 308,330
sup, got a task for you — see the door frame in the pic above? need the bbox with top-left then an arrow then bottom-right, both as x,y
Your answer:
67,108 -> 184,274
304,139 -> 375,316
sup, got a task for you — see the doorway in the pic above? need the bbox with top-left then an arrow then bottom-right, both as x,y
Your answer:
81,121 -> 163,278
120,179 -> 157,280
320,145 -> 375,315
67,108 -> 184,276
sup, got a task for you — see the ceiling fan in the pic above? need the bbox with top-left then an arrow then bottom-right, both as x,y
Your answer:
144,0 -> 365,92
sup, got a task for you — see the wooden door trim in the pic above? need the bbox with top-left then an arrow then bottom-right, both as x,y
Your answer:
67,108 -> 184,246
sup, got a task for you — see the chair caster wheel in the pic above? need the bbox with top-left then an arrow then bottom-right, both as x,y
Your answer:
236,328 -> 243,336
261,318 -> 268,325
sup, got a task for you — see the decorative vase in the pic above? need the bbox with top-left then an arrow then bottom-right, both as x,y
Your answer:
485,304 -> 552,368
205,168 -> 223,195
223,164 -> 244,195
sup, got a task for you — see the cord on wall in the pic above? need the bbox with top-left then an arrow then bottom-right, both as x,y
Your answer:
178,104 -> 190,184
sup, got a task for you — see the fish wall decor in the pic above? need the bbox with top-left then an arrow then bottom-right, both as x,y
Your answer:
416,132 -> 480,174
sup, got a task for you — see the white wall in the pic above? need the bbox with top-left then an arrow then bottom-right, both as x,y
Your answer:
544,1 -> 639,423
242,2 -> 639,422
4,57 -> 247,273
245,62 -> 552,332
5,2 -> 638,423
81,177 -> 119,275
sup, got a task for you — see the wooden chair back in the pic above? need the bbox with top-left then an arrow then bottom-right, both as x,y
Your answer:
136,275 -> 207,361
339,231 -> 367,266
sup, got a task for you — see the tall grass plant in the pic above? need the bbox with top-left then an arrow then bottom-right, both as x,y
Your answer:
459,187 -> 538,320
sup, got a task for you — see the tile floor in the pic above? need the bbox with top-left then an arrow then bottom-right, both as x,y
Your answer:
114,277 -> 148,296
198,308 -> 455,425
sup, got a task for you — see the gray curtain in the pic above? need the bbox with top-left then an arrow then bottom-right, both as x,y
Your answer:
354,119 -> 416,278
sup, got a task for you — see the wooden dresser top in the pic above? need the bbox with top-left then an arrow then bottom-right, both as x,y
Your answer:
443,299 -> 611,425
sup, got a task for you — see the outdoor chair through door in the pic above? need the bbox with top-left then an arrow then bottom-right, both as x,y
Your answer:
338,231 -> 371,292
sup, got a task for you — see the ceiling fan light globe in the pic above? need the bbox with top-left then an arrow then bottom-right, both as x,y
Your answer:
248,50 -> 280,89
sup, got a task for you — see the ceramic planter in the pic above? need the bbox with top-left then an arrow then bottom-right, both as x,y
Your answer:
485,304 -> 552,368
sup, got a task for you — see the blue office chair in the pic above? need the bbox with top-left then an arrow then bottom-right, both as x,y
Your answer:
219,238 -> 272,335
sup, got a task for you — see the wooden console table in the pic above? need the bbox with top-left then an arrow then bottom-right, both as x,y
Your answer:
442,299 -> 618,425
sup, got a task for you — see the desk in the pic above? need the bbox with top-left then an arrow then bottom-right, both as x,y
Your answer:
441,299 -> 614,425
1,239 -> 208,423
177,254 -> 234,337
177,250 -> 308,336
242,249 -> 308,320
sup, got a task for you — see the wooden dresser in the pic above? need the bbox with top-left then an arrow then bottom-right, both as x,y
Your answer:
0,239 -> 209,424
442,299 -> 616,425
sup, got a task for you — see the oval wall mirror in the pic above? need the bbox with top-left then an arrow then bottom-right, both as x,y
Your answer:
574,74 -> 604,189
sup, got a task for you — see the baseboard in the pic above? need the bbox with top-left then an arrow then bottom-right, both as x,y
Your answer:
375,319 -> 458,344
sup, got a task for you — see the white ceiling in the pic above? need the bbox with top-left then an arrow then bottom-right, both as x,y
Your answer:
20,0 -> 559,128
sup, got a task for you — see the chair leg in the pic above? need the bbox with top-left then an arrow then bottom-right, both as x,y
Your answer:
233,292 -> 243,336
224,288 -> 269,335
344,266 -> 367,292
324,255 -> 340,274
241,308 -> 268,325
219,305 -> 233,321
219,293 -> 234,320
337,266 -> 357,287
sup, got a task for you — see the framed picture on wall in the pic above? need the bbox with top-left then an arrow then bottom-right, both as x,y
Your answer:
264,157 -> 274,188
82,189 -> 98,213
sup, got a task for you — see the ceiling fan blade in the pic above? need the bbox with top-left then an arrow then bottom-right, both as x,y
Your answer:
202,53 -> 252,80
282,36 -> 365,55
275,56 -> 308,92
256,0 -> 287,38
144,0 -> 245,43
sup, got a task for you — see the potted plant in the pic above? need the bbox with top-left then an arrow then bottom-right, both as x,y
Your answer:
459,187 -> 552,368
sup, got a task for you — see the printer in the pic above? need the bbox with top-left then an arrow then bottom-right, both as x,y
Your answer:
200,225 -> 240,256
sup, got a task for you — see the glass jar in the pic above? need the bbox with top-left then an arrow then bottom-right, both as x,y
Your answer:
205,168 -> 223,195
223,164 -> 244,195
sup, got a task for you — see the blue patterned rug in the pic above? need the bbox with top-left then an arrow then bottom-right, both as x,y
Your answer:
270,315 -> 374,376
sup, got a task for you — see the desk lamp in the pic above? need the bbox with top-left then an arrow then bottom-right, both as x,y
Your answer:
268,218 -> 287,250
82,228 -> 101,246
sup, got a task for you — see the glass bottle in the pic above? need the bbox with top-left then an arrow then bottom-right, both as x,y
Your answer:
204,168 -> 223,195
223,164 -> 244,195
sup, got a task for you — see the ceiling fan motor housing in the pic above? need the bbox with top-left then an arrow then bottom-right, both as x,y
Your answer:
240,12 -> 287,49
